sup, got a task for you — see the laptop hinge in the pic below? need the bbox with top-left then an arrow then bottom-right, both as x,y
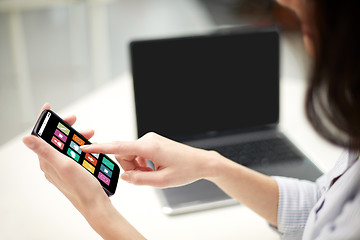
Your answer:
171,124 -> 278,143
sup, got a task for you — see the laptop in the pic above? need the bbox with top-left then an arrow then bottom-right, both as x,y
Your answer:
129,27 -> 323,215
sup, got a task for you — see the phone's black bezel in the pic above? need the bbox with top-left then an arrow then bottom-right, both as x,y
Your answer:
31,109 -> 120,196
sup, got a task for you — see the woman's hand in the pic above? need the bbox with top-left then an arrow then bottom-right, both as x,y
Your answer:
23,103 -> 107,211
81,132 -> 222,188
81,132 -> 279,227
23,104 -> 146,239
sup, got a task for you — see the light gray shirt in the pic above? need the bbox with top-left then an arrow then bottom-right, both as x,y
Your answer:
273,151 -> 360,240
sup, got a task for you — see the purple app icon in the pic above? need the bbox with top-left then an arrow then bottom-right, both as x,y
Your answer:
55,129 -> 68,143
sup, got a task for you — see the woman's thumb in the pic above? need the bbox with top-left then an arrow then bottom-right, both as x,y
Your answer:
121,170 -> 166,188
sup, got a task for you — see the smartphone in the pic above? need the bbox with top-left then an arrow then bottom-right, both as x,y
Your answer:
32,109 -> 120,196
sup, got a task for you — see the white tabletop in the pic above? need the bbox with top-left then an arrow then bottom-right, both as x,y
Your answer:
0,73 -> 342,239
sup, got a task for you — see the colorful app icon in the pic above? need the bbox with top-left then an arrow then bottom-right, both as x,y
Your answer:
98,172 -> 110,186
100,164 -> 112,178
102,156 -> 114,170
85,153 -> 97,166
57,122 -> 70,136
54,129 -> 68,143
67,148 -> 80,162
51,136 -> 64,150
70,141 -> 82,155
82,160 -> 95,174
72,134 -> 85,146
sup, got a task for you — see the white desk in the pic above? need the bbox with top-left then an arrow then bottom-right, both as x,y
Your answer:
0,73 -> 342,239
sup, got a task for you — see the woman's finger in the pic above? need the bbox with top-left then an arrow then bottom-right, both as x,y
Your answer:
81,141 -> 149,157
36,103 -> 51,120
121,169 -> 167,187
78,129 -> 95,140
61,116 -> 94,140
36,103 -> 77,127
136,156 -> 148,168
114,154 -> 152,172
63,115 -> 77,126
23,135 -> 67,169
115,154 -> 139,171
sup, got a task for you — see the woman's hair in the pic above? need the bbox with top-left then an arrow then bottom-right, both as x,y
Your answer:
305,0 -> 360,152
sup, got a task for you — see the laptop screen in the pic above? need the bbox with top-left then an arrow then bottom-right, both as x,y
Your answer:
130,28 -> 279,139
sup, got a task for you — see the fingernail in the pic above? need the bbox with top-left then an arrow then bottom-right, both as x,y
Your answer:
80,145 -> 90,150
23,137 -> 36,150
43,102 -> 51,109
121,172 -> 131,183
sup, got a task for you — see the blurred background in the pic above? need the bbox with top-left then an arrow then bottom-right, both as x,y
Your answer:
0,0 -> 310,147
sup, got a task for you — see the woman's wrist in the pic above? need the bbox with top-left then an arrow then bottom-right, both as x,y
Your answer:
201,149 -> 279,226
80,196 -> 114,236
201,149 -> 233,181
80,196 -> 145,240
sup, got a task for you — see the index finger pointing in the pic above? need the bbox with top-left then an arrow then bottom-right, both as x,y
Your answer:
80,141 -> 148,157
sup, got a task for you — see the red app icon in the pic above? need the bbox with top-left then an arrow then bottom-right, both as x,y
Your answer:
51,136 -> 64,150
85,153 -> 97,166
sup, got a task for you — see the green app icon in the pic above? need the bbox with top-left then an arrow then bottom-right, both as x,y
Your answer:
57,122 -> 70,136
102,157 -> 114,170
67,148 -> 80,162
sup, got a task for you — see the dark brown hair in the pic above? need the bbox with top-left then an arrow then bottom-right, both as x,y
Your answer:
305,0 -> 360,152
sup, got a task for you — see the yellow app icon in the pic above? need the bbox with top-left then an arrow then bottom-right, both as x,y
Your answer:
83,160 -> 95,174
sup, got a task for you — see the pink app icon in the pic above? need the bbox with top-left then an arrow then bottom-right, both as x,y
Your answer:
98,172 -> 110,186
55,129 -> 67,143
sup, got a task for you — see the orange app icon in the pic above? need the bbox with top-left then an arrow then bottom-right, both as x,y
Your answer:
72,134 -> 85,146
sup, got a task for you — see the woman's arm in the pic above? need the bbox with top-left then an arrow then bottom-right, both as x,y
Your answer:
206,154 -> 279,226
23,104 -> 145,239
81,132 -> 279,226
82,197 -> 145,240
23,134 -> 145,240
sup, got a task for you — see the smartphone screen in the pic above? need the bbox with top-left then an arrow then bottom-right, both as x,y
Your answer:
32,109 -> 120,196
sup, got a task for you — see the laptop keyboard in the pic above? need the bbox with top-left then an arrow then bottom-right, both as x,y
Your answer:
207,137 -> 303,167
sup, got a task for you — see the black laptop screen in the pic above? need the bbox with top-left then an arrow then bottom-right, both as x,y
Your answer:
130,29 -> 279,139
